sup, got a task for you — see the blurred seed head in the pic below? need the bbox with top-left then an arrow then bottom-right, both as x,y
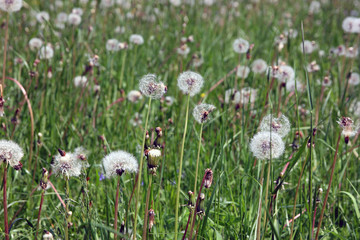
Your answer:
0,139 -> 24,169
250,131 -> 285,160
233,38 -> 249,54
192,103 -> 216,124
259,114 -> 291,138
0,0 -> 22,12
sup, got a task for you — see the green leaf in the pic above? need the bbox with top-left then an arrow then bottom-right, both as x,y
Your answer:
340,191 -> 360,219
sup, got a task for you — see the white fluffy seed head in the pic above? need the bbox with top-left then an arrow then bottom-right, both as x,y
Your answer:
101,0 -> 115,8
102,150 -> 138,178
342,17 -> 359,33
348,72 -> 360,86
42,231 -> 53,240
236,66 -> 250,78
68,13 -> 81,26
39,45 -> 54,60
127,90 -> 143,103
29,38 -> 43,51
129,34 -> 144,45
36,11 -> 50,24
0,140 -> 24,168
276,65 -> 295,83
0,0 -> 22,12
139,74 -> 166,99
286,79 -> 305,93
51,152 -> 82,178
106,39 -> 119,52
250,131 -> 285,160
238,87 -> 257,105
192,103 -> 216,124
350,101 -> 360,117
56,12 -> 68,23
74,76 -> 88,88
301,40 -> 318,54
251,59 -> 267,74
177,71 -> 204,96
233,38 -> 249,53
74,146 -> 89,168
260,114 -> 291,138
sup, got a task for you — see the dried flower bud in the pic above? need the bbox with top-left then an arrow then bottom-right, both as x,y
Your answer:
40,168 -> 49,190
148,209 -> 155,232
204,168 -> 213,188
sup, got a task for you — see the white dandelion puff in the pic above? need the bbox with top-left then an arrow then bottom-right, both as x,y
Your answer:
251,59 -> 268,74
177,71 -> 204,96
301,40 -> 318,54
342,17 -> 358,33
51,151 -> 82,178
250,131 -> 285,160
277,65 -> 295,83
106,39 -> 120,52
39,45 -> 54,60
238,87 -> 257,105
233,38 -> 249,54
36,11 -> 50,24
350,101 -> 360,117
0,0 -> 22,12
192,103 -> 216,124
337,117 -> 360,143
127,90 -> 143,103
101,0 -> 115,8
29,38 -> 43,51
177,44 -> 190,56
139,74 -> 166,99
348,72 -> 360,86
74,147 -> 90,168
68,13 -> 81,26
236,66 -> 250,78
73,76 -> 88,88
259,114 -> 291,138
102,150 -> 138,178
286,79 -> 305,93
129,34 -> 144,45
0,140 -> 24,169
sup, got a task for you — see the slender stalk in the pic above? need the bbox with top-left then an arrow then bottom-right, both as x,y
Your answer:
142,174 -> 153,239
119,52 -> 127,90
3,165 -> 9,240
315,133 -> 341,240
1,13 -> 9,97
114,177 -> 121,240
175,94 -> 191,239
256,161 -> 265,240
36,191 -> 45,239
133,97 -> 152,240
193,123 -> 203,194
262,161 -> 271,232
65,178 -> 70,240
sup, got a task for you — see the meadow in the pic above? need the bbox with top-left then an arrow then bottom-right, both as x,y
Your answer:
1,0 -> 360,239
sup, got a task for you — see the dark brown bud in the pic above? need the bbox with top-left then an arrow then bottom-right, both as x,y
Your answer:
148,209 -> 155,232
204,168 -> 213,188
58,148 -> 66,156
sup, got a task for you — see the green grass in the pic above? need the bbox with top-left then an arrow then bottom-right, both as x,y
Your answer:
1,0 -> 360,239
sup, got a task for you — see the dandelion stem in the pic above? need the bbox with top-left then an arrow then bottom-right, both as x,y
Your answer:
114,176 -> 121,240
65,178 -> 70,240
3,165 -> 9,240
193,123 -> 203,194
119,52 -> 127,90
256,161 -> 265,240
142,174 -> 153,239
315,133 -> 342,240
133,97 -> 152,240
175,94 -> 191,239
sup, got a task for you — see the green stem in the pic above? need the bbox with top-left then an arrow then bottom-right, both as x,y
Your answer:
133,97 -> 152,240
175,94 -> 191,239
65,178 -> 70,240
114,176 -> 121,240
119,52 -> 127,90
142,174 -> 153,239
1,13 -> 9,97
193,123 -> 203,194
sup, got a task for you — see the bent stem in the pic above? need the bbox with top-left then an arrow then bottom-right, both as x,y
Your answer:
133,97 -> 152,240
3,165 -> 9,240
114,177 -> 121,240
315,133 -> 341,240
142,174 -> 153,239
175,94 -> 191,239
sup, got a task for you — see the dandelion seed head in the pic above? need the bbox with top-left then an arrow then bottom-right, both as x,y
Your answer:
170,0 -> 181,6
102,150 -> 138,178
29,38 -> 43,51
101,0 -> 115,8
127,90 -> 143,103
42,231 -> 53,240
342,17 -> 359,33
276,65 -> 295,83
56,12 -> 68,23
192,103 -> 216,124
36,11 -> 50,24
350,101 -> 360,117
301,40 -> 318,54
348,72 -> 360,86
238,87 -> 257,105
236,66 -> 250,78
177,71 -> 204,96
251,59 -> 267,74
233,38 -> 249,54
73,76 -> 88,88
165,96 -> 174,106
106,39 -> 119,52
286,79 -> 305,93
72,8 -> 83,16
0,140 -> 24,169
39,45 -> 54,60
177,44 -> 190,56
309,1 -> 321,14
139,74 -> 166,99
52,152 -> 81,178
129,34 -> 144,45
260,114 -> 291,138
68,13 -> 81,26
337,117 -> 359,139
250,131 -> 285,160
0,0 -> 22,12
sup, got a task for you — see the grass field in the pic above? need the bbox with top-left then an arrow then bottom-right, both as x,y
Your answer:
1,0 -> 360,239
